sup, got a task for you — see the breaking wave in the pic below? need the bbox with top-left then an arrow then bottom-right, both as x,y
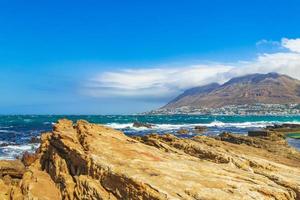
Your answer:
105,120 -> 300,131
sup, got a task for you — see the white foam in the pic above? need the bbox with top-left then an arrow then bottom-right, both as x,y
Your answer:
0,130 -> 19,134
104,120 -> 300,131
0,156 -> 15,160
154,124 -> 189,130
106,123 -> 133,129
3,144 -> 39,151
0,144 -> 40,160
0,126 -> 11,129
200,121 -> 273,128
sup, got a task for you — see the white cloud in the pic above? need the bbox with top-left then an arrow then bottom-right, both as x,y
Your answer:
82,38 -> 300,100
281,38 -> 300,53
83,65 -> 233,99
227,52 -> 300,79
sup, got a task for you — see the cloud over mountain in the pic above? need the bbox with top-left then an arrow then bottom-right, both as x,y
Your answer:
82,38 -> 300,100
82,66 -> 233,99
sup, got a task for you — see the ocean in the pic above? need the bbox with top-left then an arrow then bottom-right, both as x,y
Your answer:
0,115 -> 300,160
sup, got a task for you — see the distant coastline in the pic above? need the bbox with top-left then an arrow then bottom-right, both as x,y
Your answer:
158,73 -> 300,116
144,103 -> 300,116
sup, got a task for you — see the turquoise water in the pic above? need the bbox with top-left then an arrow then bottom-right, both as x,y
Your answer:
0,115 -> 300,159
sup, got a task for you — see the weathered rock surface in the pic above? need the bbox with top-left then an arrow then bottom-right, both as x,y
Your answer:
217,132 -> 300,163
0,160 -> 25,178
0,119 -> 300,199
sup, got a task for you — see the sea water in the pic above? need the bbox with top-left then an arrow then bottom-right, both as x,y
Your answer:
0,115 -> 300,159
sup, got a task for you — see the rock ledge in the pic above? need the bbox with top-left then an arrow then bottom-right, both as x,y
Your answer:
0,119 -> 300,200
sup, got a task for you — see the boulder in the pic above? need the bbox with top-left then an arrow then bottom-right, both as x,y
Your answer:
0,143 -> 10,147
248,130 -> 286,139
267,123 -> 300,130
194,125 -> 207,133
177,129 -> 189,135
248,130 -> 271,137
21,151 -> 38,166
195,125 -> 207,130
281,123 -> 300,129
29,136 -> 41,143
132,121 -> 153,128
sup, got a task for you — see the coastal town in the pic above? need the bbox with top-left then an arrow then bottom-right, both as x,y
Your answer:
146,104 -> 300,115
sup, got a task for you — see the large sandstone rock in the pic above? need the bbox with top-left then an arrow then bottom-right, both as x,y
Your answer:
38,120 -> 300,199
1,119 -> 300,199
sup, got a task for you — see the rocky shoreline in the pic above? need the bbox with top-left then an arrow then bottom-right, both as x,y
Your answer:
0,119 -> 300,199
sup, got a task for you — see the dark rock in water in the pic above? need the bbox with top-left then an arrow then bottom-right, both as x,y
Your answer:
266,125 -> 277,129
265,124 -> 300,140
21,151 -> 38,167
267,123 -> 300,130
29,136 -> 41,143
248,130 -> 286,139
0,143 -> 11,147
195,125 -> 207,130
177,129 -> 189,135
248,130 -> 271,137
194,126 -> 207,133
133,121 -> 153,128
281,123 -> 300,129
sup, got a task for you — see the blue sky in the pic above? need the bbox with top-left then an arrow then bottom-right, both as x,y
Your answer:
1,0 -> 300,114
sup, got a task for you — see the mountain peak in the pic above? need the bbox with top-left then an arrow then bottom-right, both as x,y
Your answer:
222,72 -> 283,86
163,73 -> 300,109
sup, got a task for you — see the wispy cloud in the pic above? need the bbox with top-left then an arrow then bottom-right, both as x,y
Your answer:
256,39 -> 281,47
81,38 -> 300,100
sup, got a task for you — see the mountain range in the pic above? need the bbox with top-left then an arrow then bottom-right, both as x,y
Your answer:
163,72 -> 300,109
